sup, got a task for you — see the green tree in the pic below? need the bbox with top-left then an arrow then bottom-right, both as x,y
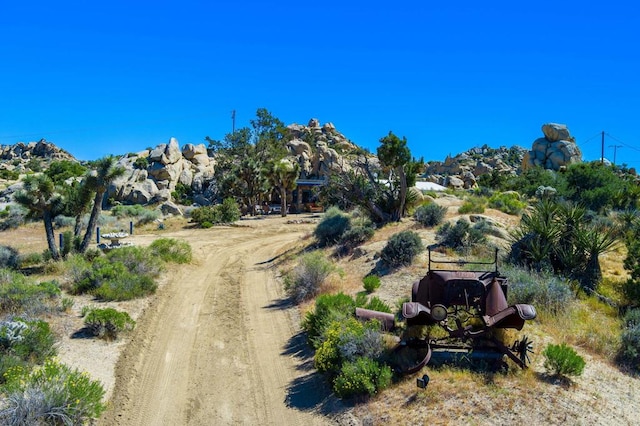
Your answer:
318,132 -> 421,224
79,157 -> 126,252
265,158 -> 300,217
14,174 -> 63,260
44,160 -> 87,184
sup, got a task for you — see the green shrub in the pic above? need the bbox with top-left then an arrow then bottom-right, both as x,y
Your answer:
339,225 -> 375,249
618,308 -> 640,370
18,252 -> 43,268
106,246 -> 163,278
302,293 -> 356,348
285,251 -> 335,303
314,207 -> 351,246
363,275 -> 381,293
111,204 -> 147,218
72,257 -> 157,301
133,156 -> 149,169
314,318 -> 385,374
83,307 -> 135,340
54,215 -> 76,228
0,318 -> 56,365
458,196 -> 487,214
191,206 -> 220,226
414,202 -> 447,227
218,197 -> 241,222
436,219 -> 487,251
488,191 -> 527,215
0,354 -> 25,385
542,343 -> 586,378
0,270 -> 60,315
380,230 -> 424,268
171,182 -> 193,204
360,296 -> 392,314
0,358 -> 106,424
138,209 -> 161,225
149,238 -> 192,263
93,273 -> 157,301
333,357 -> 392,399
0,245 -> 19,269
0,169 -> 19,180
44,160 -> 86,183
503,265 -> 573,315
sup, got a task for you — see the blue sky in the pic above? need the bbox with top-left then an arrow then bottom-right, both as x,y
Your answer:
1,1 -> 638,166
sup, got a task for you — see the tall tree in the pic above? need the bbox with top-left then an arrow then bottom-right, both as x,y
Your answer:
377,131 -> 412,222
318,132 -> 421,224
79,156 -> 125,252
14,174 -> 63,260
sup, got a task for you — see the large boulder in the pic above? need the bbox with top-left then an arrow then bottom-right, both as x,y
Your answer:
523,123 -> 582,171
542,123 -> 571,142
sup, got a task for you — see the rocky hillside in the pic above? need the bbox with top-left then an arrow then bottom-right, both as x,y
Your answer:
0,121 -> 585,206
423,145 -> 527,189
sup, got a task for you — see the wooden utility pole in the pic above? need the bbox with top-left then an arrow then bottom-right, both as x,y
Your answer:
601,131 -> 605,164
231,110 -> 236,134
609,145 -> 623,165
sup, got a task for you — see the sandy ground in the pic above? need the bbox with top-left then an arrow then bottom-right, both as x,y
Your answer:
89,218 -> 335,426
4,207 -> 640,426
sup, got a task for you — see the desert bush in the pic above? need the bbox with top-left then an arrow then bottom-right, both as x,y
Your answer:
360,296 -> 392,314
333,356 -> 392,399
133,156 -> 149,169
436,219 -> 487,251
488,191 -> 527,215
111,204 -> 148,217
92,272 -> 157,301
72,256 -> 157,301
542,343 -> 586,378
83,307 -> 135,340
190,200 -> 239,226
339,225 -> 375,249
314,317 -> 385,374
285,251 -> 335,303
414,202 -> 447,227
0,358 -> 106,424
149,238 -> 192,263
458,196 -> 487,214
218,197 -> 241,223
171,182 -> 193,205
380,230 -> 424,268
0,245 -> 19,269
0,318 -> 56,365
302,293 -> 357,348
314,207 -> 351,246
190,206 -> 220,226
0,205 -> 26,231
44,160 -> 86,183
0,270 -> 60,315
363,275 -> 381,293
618,308 -> 640,370
18,252 -> 43,268
53,215 -> 76,228
106,246 -> 163,278
503,265 -> 573,315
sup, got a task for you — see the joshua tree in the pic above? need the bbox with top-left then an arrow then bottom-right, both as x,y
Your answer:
79,156 -> 125,252
14,174 -> 63,260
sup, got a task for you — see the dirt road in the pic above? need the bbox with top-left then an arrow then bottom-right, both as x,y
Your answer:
99,218 -> 333,426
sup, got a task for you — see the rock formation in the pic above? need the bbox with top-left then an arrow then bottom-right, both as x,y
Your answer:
423,145 -> 526,189
522,123 -> 582,171
108,138 -> 215,205
0,139 -> 76,173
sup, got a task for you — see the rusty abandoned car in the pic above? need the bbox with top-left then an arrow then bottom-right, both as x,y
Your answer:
357,249 -> 537,379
